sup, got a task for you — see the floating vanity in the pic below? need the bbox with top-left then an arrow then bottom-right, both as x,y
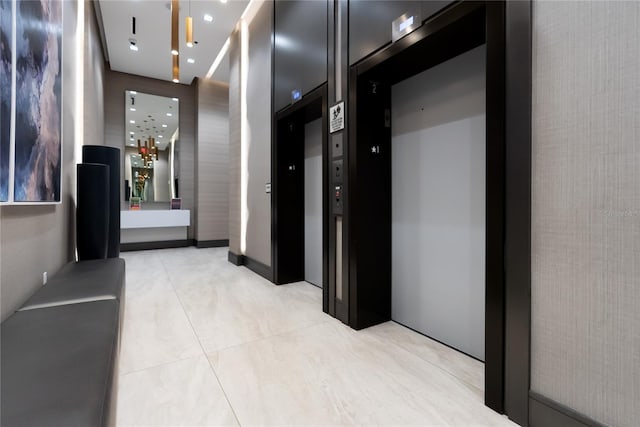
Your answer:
120,209 -> 191,244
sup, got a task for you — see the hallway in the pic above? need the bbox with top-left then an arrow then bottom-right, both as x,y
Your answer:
117,247 -> 514,426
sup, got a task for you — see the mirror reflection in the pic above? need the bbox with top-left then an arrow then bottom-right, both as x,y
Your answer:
124,91 -> 179,203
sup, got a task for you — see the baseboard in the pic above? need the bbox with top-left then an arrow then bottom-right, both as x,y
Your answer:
243,256 -> 272,281
121,239 -> 194,252
227,251 -> 272,281
529,392 -> 605,427
196,239 -> 229,248
228,251 -> 244,265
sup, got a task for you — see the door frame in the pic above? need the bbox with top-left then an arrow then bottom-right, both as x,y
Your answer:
271,84 -> 330,312
346,2 -> 531,424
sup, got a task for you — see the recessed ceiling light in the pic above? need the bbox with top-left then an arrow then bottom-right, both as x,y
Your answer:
187,58 -> 195,64
130,91 -> 137,95
129,44 -> 139,52
129,107 -> 136,111
219,0 -> 227,4
162,124 -> 167,128
129,120 -> 135,124
172,98 -> 178,101
130,131 -> 134,135
166,113 -> 172,116
203,14 -> 213,22
158,135 -> 163,138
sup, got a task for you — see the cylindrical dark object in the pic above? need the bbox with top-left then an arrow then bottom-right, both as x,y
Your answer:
77,163 -> 109,261
83,145 -> 121,258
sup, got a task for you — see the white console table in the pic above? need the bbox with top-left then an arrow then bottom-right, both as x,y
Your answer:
120,210 -> 191,243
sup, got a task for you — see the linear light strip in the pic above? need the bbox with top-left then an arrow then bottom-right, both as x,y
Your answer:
240,18 -> 249,254
205,37 -> 229,79
7,0 -> 16,202
205,0 -> 259,80
74,0 -> 85,203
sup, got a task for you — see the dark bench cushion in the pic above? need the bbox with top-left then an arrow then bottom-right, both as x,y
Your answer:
1,300 -> 120,427
19,258 -> 125,311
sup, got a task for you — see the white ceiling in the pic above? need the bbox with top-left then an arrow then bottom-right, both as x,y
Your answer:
125,91 -> 179,150
98,0 -> 248,84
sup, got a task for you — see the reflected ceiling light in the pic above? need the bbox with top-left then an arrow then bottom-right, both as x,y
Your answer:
162,124 -> 168,127
158,135 -> 163,138
220,0 -> 227,4
129,107 -> 136,111
171,0 -> 179,56
203,14 -> 213,22
187,58 -> 195,64
166,113 -> 173,116
129,120 -> 135,124
130,131 -> 134,135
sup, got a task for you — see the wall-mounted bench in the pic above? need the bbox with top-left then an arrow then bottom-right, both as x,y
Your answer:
0,258 -> 125,427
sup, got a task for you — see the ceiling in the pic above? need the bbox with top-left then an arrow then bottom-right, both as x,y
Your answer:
97,0 -> 248,84
125,91 -> 180,151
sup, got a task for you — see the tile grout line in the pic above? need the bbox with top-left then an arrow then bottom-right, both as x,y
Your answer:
159,254 -> 243,427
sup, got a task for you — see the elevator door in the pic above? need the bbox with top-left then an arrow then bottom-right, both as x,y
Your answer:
304,118 -> 323,287
391,45 -> 486,360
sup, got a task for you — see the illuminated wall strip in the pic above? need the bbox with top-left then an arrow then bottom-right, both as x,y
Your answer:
205,37 -> 230,79
7,0 -> 16,202
74,0 -> 85,203
240,18 -> 249,253
205,0 -> 259,81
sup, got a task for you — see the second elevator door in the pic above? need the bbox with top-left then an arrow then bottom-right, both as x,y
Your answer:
304,118 -> 323,287
391,45 -> 486,361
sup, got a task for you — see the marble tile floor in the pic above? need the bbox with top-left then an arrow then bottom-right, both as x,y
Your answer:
116,247 -> 516,426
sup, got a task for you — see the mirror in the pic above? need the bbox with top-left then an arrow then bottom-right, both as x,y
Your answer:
124,91 -> 179,203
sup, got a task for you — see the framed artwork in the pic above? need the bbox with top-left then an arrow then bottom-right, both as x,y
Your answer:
12,0 -> 62,203
0,0 -> 11,202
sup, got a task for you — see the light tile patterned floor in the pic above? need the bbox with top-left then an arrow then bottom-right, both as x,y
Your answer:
116,247 -> 516,426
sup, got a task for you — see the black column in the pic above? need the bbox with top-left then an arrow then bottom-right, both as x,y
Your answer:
82,145 -> 121,258
77,163 -> 110,261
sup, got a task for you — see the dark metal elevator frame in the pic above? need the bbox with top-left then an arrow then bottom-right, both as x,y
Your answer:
271,84 -> 330,313
346,2 -> 531,424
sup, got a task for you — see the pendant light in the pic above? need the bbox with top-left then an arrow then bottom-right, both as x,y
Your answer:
186,0 -> 193,48
171,0 -> 179,56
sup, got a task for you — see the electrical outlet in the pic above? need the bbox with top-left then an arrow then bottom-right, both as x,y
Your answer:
43,272 -> 47,285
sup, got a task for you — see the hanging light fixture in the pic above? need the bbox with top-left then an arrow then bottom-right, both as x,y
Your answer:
173,54 -> 180,83
171,0 -> 179,56
186,0 -> 194,48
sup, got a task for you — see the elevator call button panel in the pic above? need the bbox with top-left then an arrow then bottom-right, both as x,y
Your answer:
334,185 -> 343,214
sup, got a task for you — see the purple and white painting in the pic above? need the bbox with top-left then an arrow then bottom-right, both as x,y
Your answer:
0,0 -> 11,202
14,0 -> 62,202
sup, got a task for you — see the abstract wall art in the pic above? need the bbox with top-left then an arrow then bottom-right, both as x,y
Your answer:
13,0 -> 62,202
0,0 -> 12,202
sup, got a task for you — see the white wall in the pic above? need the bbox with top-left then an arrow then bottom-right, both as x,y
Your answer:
531,2 -> 640,425
391,45 -> 486,361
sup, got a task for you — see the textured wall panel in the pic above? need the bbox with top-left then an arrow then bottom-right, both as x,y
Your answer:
196,79 -> 229,242
531,2 -> 640,426
1,1 -> 104,320
228,29 -> 241,254
245,0 -> 273,266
